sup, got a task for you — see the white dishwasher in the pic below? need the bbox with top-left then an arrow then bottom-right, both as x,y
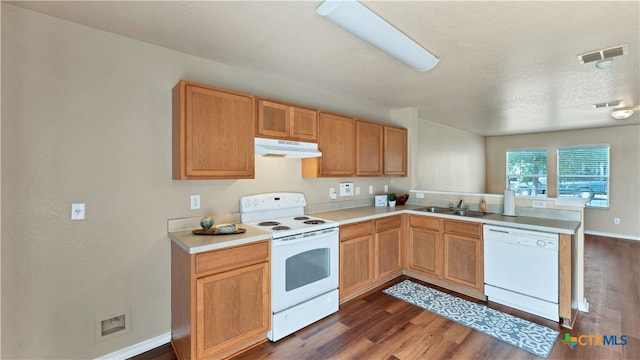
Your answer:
484,224 -> 559,321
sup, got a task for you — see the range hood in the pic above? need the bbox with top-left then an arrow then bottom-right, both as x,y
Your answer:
254,137 -> 322,158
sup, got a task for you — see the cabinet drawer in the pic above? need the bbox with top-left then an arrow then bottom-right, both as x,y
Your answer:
340,221 -> 373,241
196,240 -> 269,275
375,215 -> 401,232
409,215 -> 440,230
443,220 -> 482,238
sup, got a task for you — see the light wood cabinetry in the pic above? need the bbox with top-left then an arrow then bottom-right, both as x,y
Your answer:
257,99 -> 317,141
405,216 -> 484,299
339,216 -> 403,302
408,216 -> 442,278
442,220 -> 484,293
302,112 -> 356,177
356,120 -> 384,176
171,240 -> 270,360
172,80 -> 255,180
339,221 -> 374,299
374,215 -> 403,278
384,126 -> 408,176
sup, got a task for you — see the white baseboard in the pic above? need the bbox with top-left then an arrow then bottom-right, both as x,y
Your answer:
95,332 -> 171,360
585,230 -> 640,241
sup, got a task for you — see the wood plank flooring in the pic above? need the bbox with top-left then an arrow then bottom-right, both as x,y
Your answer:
131,234 -> 639,360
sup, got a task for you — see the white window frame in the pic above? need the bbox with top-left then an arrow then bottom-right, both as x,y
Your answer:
506,148 -> 548,197
557,144 -> 610,208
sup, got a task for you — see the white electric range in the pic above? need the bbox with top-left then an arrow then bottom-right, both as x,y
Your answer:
240,193 -> 339,341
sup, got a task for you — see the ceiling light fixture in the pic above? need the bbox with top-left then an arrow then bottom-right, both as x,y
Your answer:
316,0 -> 439,72
611,107 -> 634,120
595,59 -> 614,70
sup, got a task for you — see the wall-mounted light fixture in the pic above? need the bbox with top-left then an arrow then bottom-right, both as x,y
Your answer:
316,0 -> 439,72
610,107 -> 634,120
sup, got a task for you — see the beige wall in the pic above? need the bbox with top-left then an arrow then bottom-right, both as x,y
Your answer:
414,120 -> 486,193
0,5 -> 431,358
486,125 -> 640,238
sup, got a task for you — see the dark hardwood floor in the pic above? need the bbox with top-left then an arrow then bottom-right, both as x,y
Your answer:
131,234 -> 639,359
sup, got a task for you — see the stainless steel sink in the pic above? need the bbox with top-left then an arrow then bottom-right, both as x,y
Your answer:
414,206 -> 492,218
447,209 -> 490,217
414,206 -> 451,213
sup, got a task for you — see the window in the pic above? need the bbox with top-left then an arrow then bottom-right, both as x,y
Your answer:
558,145 -> 609,207
506,149 -> 548,196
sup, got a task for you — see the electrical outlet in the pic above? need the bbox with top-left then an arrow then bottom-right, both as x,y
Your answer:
329,188 -> 337,200
614,217 -> 621,225
384,185 -> 389,192
532,200 -> 546,208
355,186 -> 361,195
71,203 -> 85,220
190,195 -> 200,210
368,185 -> 374,194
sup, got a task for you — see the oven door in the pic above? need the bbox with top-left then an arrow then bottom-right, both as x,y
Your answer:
271,227 -> 339,313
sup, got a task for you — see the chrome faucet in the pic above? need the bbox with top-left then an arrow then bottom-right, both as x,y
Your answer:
457,199 -> 464,209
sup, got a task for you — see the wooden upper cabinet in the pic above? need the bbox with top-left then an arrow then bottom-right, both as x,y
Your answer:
356,120 -> 383,176
384,126 -> 408,176
257,99 -> 317,142
172,80 -> 255,179
302,112 -> 355,177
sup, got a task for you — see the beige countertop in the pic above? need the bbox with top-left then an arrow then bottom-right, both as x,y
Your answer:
169,225 -> 270,254
170,204 -> 580,254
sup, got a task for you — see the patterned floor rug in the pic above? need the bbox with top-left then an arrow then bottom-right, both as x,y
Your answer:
383,280 -> 559,358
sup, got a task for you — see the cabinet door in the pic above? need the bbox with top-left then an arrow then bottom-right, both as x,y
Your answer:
409,226 -> 442,278
384,126 -> 407,176
339,234 -> 374,298
257,100 -> 290,139
173,81 -> 255,179
290,106 -> 317,142
316,112 -> 356,176
375,227 -> 402,278
443,232 -> 483,291
196,262 -> 270,359
356,120 -> 383,176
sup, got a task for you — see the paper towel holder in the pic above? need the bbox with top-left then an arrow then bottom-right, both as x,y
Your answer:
503,189 -> 518,217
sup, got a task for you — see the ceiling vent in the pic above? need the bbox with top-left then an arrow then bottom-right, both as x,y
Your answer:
577,44 -> 628,64
593,100 -> 623,108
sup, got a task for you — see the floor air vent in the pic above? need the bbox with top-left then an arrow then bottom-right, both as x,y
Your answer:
578,44 -> 628,64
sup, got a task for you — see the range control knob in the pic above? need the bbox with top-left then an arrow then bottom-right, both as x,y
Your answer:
537,240 -> 546,247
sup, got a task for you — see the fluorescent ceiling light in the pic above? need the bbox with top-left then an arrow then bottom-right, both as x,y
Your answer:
316,0 -> 439,72
610,107 -> 634,120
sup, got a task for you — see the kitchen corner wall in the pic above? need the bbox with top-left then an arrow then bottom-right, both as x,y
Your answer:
0,4 -> 432,358
486,126 -> 640,239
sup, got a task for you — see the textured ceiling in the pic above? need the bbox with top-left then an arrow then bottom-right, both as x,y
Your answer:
8,0 -> 640,136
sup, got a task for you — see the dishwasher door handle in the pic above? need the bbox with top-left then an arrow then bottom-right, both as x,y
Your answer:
487,228 -> 510,234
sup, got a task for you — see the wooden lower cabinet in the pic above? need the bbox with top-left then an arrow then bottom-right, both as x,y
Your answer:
408,215 -> 442,278
171,240 -> 270,360
442,220 -> 483,292
374,215 -> 402,278
405,216 -> 485,300
339,221 -> 374,300
339,216 -> 402,302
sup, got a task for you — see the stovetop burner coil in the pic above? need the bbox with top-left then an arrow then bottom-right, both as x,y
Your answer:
303,219 -> 325,225
259,221 -> 281,226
